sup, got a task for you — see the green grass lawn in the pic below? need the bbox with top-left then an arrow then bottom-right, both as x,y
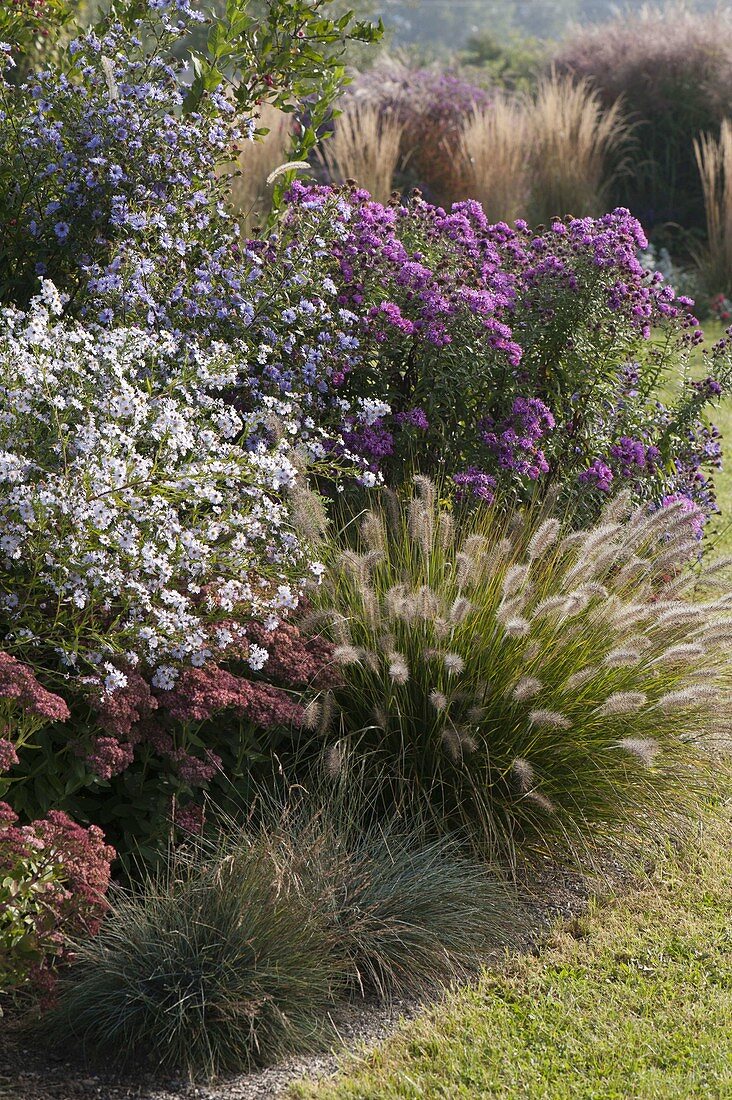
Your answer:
291,322 -> 732,1099
292,812 -> 732,1100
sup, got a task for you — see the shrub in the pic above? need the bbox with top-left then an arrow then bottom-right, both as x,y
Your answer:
277,184 -> 732,525
0,806 -> 113,998
694,119 -> 732,297
44,796 -> 515,1078
317,100 -> 405,205
460,30 -> 545,95
306,478 -> 730,861
527,71 -> 631,225
554,3 -> 732,231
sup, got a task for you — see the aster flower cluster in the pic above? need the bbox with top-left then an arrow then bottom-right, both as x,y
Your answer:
0,285 -> 324,687
480,397 -> 554,480
274,183 -> 732,520
0,2 -> 242,318
0,805 -> 113,995
0,36 -> 400,489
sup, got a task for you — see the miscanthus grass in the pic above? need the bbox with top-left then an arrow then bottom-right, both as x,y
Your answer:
306,479 -> 731,863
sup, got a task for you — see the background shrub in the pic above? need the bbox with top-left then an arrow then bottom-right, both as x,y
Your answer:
345,58 -> 490,203
460,29 -> 546,94
307,479 -> 730,861
554,3 -> 732,234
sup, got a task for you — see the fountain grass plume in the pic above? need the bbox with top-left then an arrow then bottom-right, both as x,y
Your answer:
306,478 -> 731,865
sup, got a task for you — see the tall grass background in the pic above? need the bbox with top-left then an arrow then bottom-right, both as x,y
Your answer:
223,104 -> 293,235
694,119 -> 732,297
528,71 -> 631,224
316,101 -> 405,205
457,97 -> 531,223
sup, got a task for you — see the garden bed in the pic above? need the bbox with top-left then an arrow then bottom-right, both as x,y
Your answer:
3,0 -> 732,1092
0,854 -> 602,1100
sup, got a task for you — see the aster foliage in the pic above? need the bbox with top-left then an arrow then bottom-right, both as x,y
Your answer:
309,478 -> 731,859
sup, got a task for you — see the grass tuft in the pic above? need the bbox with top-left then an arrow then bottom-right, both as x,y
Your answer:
308,479 -> 730,863
42,836 -> 343,1080
42,787 -> 517,1080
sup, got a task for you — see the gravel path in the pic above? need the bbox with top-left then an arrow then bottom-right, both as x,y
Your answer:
0,857 -> 606,1100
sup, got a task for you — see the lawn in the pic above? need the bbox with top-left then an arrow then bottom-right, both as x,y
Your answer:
292,808 -> 732,1100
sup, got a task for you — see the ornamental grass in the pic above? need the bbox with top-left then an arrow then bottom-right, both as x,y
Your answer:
44,836 -> 343,1080
45,791 -> 516,1080
694,118 -> 732,297
306,478 -> 731,863
317,100 -> 405,205
250,787 -> 518,1001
